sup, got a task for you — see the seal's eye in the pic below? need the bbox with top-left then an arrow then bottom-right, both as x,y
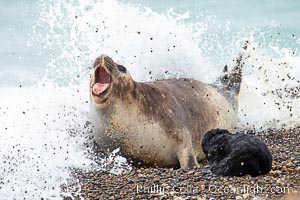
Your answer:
117,65 -> 126,73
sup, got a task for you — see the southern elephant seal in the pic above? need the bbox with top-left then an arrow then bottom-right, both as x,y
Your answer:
90,43 -> 248,169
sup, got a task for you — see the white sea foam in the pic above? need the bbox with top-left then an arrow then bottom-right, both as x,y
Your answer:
238,41 -> 300,129
0,82 -> 93,199
37,0 -> 215,84
0,0 -> 299,198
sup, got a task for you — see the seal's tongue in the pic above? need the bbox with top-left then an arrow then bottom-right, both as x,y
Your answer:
93,67 -> 111,95
93,83 -> 109,95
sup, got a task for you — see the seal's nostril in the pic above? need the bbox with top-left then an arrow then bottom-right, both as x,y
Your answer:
102,56 -> 115,69
93,54 -> 111,68
93,54 -> 116,71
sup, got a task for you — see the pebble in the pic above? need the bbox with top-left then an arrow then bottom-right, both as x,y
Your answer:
235,196 -> 243,200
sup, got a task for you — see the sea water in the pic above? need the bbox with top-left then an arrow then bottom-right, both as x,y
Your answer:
0,0 -> 299,198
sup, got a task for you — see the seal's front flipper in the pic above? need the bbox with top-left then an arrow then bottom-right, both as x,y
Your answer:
176,141 -> 198,169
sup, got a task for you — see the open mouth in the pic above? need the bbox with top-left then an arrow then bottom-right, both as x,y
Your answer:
92,67 -> 111,96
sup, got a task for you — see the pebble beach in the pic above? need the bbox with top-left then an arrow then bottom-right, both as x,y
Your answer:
63,127 -> 299,200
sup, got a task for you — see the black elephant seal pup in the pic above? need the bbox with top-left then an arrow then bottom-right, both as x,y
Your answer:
90,43 -> 248,168
202,129 -> 272,177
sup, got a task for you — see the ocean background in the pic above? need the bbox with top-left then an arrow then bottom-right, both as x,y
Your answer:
0,0 -> 299,198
